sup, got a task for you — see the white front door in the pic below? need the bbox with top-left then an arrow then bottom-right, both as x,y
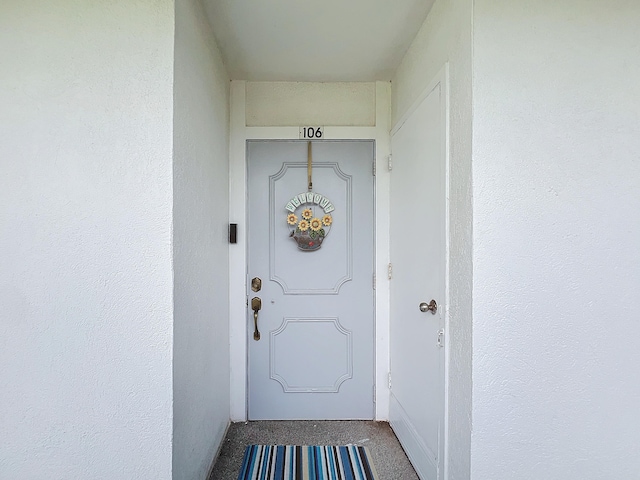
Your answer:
247,140 -> 375,420
389,77 -> 447,480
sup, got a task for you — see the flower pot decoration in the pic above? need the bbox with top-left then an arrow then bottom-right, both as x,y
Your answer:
285,192 -> 334,251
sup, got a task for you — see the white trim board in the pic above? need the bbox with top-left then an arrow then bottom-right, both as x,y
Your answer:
229,80 -> 392,421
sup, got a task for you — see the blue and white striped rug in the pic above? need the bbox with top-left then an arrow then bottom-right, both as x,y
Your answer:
237,445 -> 380,480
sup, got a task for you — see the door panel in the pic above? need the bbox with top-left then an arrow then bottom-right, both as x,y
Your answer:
390,82 -> 446,480
247,140 -> 375,420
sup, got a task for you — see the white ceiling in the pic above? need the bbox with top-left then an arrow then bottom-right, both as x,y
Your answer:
203,0 -> 435,82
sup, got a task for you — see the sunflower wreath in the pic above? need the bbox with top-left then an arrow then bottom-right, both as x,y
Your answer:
285,192 -> 334,251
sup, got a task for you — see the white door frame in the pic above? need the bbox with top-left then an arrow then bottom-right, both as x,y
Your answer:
229,81 -> 392,422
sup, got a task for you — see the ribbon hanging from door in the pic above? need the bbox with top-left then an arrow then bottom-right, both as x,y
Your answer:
284,142 -> 335,251
308,141 -> 313,192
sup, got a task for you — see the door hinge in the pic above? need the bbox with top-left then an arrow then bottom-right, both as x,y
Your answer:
373,385 -> 376,403
372,273 -> 376,290
372,160 -> 376,176
388,372 -> 392,390
387,263 -> 393,280
387,154 -> 393,171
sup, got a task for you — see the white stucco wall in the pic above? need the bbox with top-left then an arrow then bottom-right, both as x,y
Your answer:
172,0 -> 230,478
0,1 -> 175,478
392,0 -> 473,478
471,1 -> 640,478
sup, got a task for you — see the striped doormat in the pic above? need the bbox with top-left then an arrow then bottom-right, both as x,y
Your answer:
237,445 -> 380,480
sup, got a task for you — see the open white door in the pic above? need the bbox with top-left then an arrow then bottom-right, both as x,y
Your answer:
389,72 -> 448,480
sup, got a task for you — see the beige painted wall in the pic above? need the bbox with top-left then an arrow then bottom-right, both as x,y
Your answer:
245,82 -> 376,126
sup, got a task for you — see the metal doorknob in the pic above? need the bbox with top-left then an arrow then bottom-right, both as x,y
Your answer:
419,300 -> 437,314
251,297 -> 262,340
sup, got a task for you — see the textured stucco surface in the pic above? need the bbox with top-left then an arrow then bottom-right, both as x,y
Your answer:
172,0 -> 230,478
392,0 -> 473,478
0,1 -> 175,477
246,82 -> 376,126
471,1 -> 640,478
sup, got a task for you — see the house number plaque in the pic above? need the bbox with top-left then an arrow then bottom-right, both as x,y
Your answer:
299,126 -> 324,139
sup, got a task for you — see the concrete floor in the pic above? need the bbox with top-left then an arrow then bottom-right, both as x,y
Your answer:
208,420 -> 419,479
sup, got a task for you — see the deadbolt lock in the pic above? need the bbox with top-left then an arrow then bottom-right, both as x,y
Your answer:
251,277 -> 262,292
